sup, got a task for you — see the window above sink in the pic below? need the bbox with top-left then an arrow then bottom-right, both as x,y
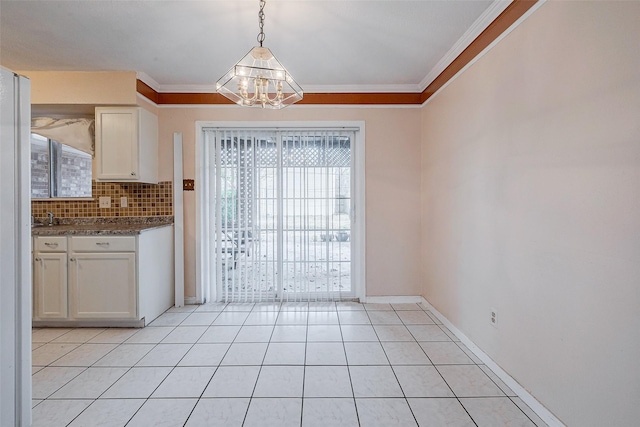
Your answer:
31,133 -> 92,199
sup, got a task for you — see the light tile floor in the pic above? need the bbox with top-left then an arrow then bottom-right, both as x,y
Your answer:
32,302 -> 548,427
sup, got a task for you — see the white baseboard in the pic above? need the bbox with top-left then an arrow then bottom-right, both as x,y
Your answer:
184,296 -> 421,304
362,295 -> 423,304
420,297 -> 565,427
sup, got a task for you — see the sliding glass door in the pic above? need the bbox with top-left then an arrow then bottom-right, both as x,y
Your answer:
202,128 -> 355,302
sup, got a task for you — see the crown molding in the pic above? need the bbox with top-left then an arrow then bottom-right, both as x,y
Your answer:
418,0 -> 512,92
302,84 -> 421,94
145,91 -> 421,106
155,103 -> 422,110
138,82 -> 421,94
421,0 -> 546,107
152,84 -> 217,94
136,79 -> 159,104
419,0 -> 539,104
136,71 -> 161,92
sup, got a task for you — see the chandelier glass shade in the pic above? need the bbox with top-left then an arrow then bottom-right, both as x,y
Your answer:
216,1 -> 303,109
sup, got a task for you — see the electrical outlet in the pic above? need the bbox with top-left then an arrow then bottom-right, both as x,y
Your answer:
490,308 -> 498,328
99,196 -> 111,208
120,197 -> 128,208
183,179 -> 195,191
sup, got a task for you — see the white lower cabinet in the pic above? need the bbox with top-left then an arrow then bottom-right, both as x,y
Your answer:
33,236 -> 68,320
69,252 -> 136,319
32,225 -> 173,327
33,252 -> 68,319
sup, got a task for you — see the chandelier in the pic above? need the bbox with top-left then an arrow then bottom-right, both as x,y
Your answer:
216,0 -> 303,109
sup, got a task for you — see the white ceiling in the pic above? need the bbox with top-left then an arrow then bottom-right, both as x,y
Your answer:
0,0 -> 507,93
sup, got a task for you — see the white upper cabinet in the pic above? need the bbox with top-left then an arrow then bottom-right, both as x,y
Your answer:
95,106 -> 158,183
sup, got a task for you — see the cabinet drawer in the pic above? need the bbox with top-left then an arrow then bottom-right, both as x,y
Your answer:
70,236 -> 136,252
34,236 -> 67,252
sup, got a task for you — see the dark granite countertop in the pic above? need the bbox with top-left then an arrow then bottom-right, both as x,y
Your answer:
31,216 -> 174,236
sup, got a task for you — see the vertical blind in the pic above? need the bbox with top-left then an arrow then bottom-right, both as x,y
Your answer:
201,128 -> 355,303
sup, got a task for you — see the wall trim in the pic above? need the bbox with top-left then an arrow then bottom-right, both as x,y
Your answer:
136,79 -> 159,104
173,133 -> 185,308
155,103 -> 423,110
419,0 -> 539,103
184,297 -> 197,305
420,296 -> 565,427
363,295 -> 423,304
136,71 -> 161,93
422,0 -> 546,107
417,0 -> 511,92
135,0 -> 539,106
297,84 -> 421,94
154,83 -> 423,94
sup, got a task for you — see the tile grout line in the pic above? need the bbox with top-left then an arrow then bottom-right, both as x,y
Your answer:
241,303 -> 282,426
32,329 -> 97,406
180,307 -> 238,426
66,308 -> 209,426
414,304 -> 483,427
36,328 -> 143,427
36,328 -> 151,424
506,395 -> 547,427
299,302 -> 311,426
120,321 -> 183,427
431,364 -> 479,427
362,305 -> 413,424
125,304 -> 231,426
384,307 -> 422,427
146,312 -> 219,427
336,301 -> 362,427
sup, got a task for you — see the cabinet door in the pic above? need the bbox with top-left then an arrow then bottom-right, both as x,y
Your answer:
33,252 -> 68,319
69,252 -> 137,319
95,107 -> 139,180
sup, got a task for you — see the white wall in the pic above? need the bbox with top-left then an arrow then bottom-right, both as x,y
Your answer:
420,2 -> 640,426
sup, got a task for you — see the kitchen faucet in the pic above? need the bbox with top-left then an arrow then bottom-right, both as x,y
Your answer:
46,211 -> 55,226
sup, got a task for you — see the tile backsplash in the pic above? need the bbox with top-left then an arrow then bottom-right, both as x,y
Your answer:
32,181 -> 172,218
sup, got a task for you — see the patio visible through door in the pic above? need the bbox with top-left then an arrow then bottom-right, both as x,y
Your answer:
200,127 -> 356,302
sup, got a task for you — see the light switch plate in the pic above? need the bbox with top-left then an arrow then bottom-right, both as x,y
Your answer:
99,196 -> 111,208
120,197 -> 128,208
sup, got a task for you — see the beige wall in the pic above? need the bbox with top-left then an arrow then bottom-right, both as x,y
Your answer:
19,71 -> 138,106
159,107 -> 423,299
420,2 -> 640,426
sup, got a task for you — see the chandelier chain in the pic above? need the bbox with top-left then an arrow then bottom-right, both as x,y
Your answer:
257,0 -> 266,47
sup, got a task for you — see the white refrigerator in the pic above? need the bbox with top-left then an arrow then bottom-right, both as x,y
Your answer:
0,67 -> 32,426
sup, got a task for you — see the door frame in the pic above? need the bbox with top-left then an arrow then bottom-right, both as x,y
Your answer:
0,69 -> 32,426
196,121 -> 366,303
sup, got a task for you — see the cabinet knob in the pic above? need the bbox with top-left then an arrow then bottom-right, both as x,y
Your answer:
131,172 -> 136,176
34,257 -> 41,262
69,258 -> 76,262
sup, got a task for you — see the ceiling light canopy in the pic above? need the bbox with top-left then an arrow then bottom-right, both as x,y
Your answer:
216,0 -> 303,109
